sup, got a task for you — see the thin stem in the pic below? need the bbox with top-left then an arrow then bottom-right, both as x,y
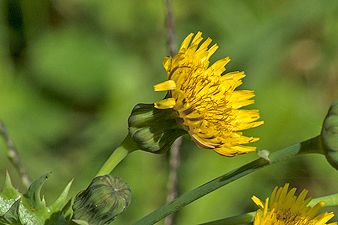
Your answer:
198,212 -> 256,225
0,120 -> 31,189
132,135 -> 322,225
309,192 -> 338,208
164,1 -> 179,224
165,0 -> 176,57
96,134 -> 139,177
165,137 -> 181,225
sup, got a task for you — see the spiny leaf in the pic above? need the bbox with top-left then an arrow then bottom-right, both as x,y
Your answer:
1,172 -> 74,224
0,198 -> 23,225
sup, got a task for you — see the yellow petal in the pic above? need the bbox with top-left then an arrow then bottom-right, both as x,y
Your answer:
191,134 -> 216,149
308,201 -> 325,220
154,98 -> 176,109
162,56 -> 172,72
154,80 -> 176,91
179,33 -> 194,53
221,71 -> 246,81
198,37 -> 212,51
207,44 -> 219,58
252,196 -> 265,209
210,58 -> 230,72
190,32 -> 203,51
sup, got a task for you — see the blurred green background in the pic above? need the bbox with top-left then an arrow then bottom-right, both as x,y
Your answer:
1,0 -> 338,224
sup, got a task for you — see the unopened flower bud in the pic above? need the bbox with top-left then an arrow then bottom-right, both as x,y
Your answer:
321,101 -> 338,170
128,103 -> 187,154
72,174 -> 131,225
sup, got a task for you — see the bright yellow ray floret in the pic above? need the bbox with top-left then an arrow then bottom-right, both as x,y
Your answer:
252,184 -> 337,225
154,31 -> 263,157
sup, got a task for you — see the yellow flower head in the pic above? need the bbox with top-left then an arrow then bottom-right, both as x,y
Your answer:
154,32 -> 263,157
252,184 -> 337,225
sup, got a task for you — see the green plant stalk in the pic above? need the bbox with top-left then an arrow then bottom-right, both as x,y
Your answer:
198,212 -> 256,225
96,134 -> 139,177
309,192 -> 338,208
133,135 -> 323,225
199,192 -> 338,225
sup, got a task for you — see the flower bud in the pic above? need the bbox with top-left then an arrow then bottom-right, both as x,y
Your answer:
128,103 -> 187,154
321,101 -> 338,170
72,175 -> 131,225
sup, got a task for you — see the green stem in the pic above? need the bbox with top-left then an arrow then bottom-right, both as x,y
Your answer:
132,135 -> 322,225
96,134 -> 139,177
309,192 -> 338,208
198,212 -> 256,225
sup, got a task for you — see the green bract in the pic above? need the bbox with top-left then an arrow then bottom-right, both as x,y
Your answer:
128,103 -> 187,154
321,101 -> 338,170
72,174 -> 131,225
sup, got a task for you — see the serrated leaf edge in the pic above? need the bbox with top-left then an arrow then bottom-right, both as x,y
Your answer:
48,179 -> 73,215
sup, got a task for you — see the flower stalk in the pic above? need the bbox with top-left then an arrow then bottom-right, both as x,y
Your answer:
132,135 -> 323,225
96,134 -> 138,177
198,212 -> 256,225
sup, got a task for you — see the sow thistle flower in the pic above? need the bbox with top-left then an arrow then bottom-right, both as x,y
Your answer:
153,32 -> 263,156
252,183 -> 336,225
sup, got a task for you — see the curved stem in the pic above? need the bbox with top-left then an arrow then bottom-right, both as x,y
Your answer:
0,120 -> 31,189
96,134 -> 139,177
132,135 -> 322,225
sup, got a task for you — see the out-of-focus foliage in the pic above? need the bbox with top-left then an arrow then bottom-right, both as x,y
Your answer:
0,0 -> 338,224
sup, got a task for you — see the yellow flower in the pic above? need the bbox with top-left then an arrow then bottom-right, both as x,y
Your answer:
252,183 -> 337,225
154,32 -> 263,157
